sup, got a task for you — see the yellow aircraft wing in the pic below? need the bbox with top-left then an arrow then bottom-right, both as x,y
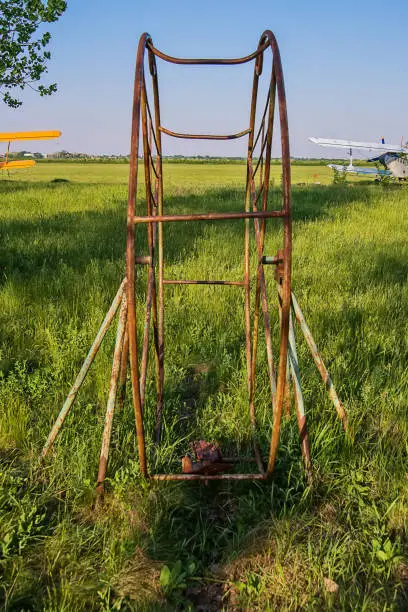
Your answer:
0,160 -> 36,170
0,130 -> 61,142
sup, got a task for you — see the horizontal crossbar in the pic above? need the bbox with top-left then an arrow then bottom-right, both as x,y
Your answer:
135,256 -> 152,265
262,256 -> 283,265
159,126 -> 251,140
134,210 -> 285,223
148,40 -> 270,65
163,279 -> 245,286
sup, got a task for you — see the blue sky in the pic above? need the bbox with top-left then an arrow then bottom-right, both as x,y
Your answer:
3,0 -> 408,157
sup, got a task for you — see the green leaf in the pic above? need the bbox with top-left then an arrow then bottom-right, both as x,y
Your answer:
170,559 -> 183,581
375,550 -> 388,562
160,565 -> 171,588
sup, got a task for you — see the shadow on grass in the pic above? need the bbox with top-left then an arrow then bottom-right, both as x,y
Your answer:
0,182 -> 375,288
3,181 -> 407,608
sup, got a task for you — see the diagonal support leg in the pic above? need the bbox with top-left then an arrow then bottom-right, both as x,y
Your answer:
290,292 -> 348,430
41,279 -> 126,459
288,310 -> 312,483
117,324 -> 129,412
277,292 -> 291,419
96,291 -> 128,495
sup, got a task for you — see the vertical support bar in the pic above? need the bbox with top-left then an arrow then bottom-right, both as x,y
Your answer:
244,44 -> 264,474
143,76 -> 161,425
149,48 -> 165,441
259,122 -> 265,190
252,230 -> 278,414
277,287 -> 291,418
288,310 -> 312,481
266,29 -> 292,477
140,265 -> 155,407
96,293 -> 128,494
251,62 -> 277,409
140,78 -> 160,411
290,292 -> 348,430
284,355 -> 291,418
117,325 -> 129,412
126,33 -> 149,477
41,280 -> 126,459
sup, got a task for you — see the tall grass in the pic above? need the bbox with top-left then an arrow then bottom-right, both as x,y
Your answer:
0,164 -> 407,610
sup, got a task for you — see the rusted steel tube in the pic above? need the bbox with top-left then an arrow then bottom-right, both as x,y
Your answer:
259,121 -> 265,189
135,255 -> 152,265
144,85 -> 160,154
284,355 -> 291,418
149,46 -> 165,443
251,55 -> 278,422
266,28 -> 292,477
287,310 -> 303,419
126,33 -> 149,477
257,259 -> 278,408
142,65 -> 162,442
243,42 -> 265,476
290,292 -> 348,430
140,79 -> 156,412
41,279 -> 126,459
252,90 -> 270,151
150,473 -> 267,481
159,126 -> 251,140
253,183 -> 264,210
140,264 -> 155,408
262,256 -> 283,265
252,133 -> 268,178
117,325 -> 129,412
258,57 -> 277,414
287,310 -> 312,481
277,298 -> 291,418
134,210 -> 284,224
163,279 -> 245,286
96,293 -> 128,493
148,147 -> 159,178
147,40 -> 270,65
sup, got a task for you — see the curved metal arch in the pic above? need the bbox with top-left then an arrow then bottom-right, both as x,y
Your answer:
146,39 -> 270,65
126,32 -> 151,477
258,29 -> 292,475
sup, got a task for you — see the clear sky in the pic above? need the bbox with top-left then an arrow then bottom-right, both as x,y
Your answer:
3,0 -> 408,157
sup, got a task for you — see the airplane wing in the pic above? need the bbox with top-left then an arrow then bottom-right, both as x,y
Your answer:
0,130 -> 61,142
310,137 -> 406,154
328,164 -> 390,176
0,160 -> 36,170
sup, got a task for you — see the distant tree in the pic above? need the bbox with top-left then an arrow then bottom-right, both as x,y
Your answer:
0,0 -> 66,108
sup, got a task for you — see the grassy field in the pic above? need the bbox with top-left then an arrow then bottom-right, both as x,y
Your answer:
0,163 -> 407,610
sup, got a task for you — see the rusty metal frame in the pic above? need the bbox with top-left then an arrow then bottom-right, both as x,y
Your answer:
41,30 -> 347,492
125,30 -> 292,483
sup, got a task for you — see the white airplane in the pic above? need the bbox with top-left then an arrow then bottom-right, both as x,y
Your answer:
309,136 -> 408,180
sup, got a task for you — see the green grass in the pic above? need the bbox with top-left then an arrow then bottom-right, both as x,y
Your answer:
0,163 -> 407,610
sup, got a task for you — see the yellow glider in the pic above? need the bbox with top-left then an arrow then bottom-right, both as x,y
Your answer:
0,130 -> 61,173
0,130 -> 61,142
0,160 -> 36,170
